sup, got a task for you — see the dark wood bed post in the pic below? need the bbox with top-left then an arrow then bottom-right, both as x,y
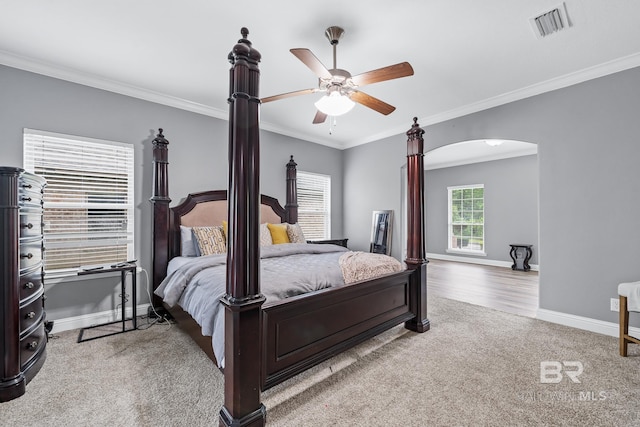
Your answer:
150,128 -> 171,309
285,155 -> 298,224
404,117 -> 430,333
219,28 -> 267,427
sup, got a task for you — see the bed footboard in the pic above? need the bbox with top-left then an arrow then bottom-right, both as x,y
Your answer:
261,269 -> 415,389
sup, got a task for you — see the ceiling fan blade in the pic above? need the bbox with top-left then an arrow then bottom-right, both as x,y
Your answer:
290,48 -> 333,79
350,62 -> 414,87
261,88 -> 317,103
349,91 -> 396,115
312,110 -> 328,124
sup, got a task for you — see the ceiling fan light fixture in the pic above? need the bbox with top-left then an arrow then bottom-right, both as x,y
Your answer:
314,91 -> 355,116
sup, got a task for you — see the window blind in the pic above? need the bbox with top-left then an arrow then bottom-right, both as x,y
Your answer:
297,171 -> 330,240
23,129 -> 135,277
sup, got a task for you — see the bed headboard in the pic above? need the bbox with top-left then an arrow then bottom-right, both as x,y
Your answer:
167,190 -> 287,260
149,129 -> 298,299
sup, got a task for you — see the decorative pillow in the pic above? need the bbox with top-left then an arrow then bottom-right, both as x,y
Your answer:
260,223 -> 273,246
180,225 -> 199,256
222,220 -> 228,238
267,223 -> 290,244
191,226 -> 226,255
287,223 -> 307,244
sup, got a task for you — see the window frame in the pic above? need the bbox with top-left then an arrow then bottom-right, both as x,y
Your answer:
23,128 -> 135,278
296,170 -> 331,240
447,184 -> 485,256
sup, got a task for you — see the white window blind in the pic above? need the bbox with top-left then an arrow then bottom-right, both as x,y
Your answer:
297,171 -> 331,240
23,129 -> 134,277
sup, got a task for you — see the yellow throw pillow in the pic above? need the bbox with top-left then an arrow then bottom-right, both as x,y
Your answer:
222,220 -> 228,238
191,226 -> 226,255
267,223 -> 290,244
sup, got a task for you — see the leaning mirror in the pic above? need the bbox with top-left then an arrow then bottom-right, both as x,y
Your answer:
370,210 -> 393,255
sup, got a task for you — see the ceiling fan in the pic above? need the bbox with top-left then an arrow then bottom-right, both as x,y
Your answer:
261,26 -> 414,124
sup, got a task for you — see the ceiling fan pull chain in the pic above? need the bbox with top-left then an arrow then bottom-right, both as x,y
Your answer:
329,116 -> 337,135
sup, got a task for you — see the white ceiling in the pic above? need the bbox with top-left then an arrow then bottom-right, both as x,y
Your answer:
2,1 -> 640,153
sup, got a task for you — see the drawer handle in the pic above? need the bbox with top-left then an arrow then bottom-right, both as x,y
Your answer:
22,184 -> 32,189
27,341 -> 38,351
21,197 -> 32,202
21,253 -> 33,259
21,223 -> 34,229
25,282 -> 35,289
26,311 -> 36,319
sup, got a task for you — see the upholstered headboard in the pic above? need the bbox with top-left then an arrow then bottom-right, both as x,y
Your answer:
167,190 -> 288,260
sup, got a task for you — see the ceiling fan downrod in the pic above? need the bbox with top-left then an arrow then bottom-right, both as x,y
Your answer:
324,26 -> 344,70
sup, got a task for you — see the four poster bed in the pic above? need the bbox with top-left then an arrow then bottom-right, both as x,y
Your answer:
150,28 -> 429,427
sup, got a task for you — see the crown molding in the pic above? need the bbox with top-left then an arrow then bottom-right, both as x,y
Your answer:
0,49 -> 348,149
0,49 -> 227,119
3,49 -> 640,151
342,51 -> 640,150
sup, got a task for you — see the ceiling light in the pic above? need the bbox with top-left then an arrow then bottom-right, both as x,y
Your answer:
314,91 -> 355,116
485,140 -> 504,147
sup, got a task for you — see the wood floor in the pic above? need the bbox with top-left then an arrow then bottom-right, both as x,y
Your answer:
426,258 -> 539,317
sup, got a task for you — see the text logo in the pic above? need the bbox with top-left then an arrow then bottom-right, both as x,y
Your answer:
540,361 -> 583,383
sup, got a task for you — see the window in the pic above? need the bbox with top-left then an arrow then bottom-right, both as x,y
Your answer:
297,171 -> 331,240
24,129 -> 134,278
448,184 -> 484,254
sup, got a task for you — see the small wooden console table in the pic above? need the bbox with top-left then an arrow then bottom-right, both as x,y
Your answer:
509,244 -> 533,272
77,264 -> 138,342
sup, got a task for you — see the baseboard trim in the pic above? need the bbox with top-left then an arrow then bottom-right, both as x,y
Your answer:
426,252 -> 539,271
536,308 -> 640,338
49,303 -> 150,333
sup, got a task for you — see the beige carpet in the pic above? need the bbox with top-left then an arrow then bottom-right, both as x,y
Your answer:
3,296 -> 640,426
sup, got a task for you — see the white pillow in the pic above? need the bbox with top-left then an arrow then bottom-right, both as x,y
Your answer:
180,225 -> 199,257
260,223 -> 273,246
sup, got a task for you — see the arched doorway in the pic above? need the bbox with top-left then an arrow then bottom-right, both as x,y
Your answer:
402,138 -> 539,316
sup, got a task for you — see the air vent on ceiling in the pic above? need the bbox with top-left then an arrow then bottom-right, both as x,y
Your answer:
530,2 -> 572,38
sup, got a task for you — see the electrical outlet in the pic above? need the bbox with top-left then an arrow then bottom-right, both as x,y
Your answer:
611,298 -> 619,312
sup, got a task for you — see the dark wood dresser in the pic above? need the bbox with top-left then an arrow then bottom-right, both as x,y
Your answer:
0,166 -> 47,402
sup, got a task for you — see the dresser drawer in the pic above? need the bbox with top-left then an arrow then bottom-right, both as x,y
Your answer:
20,292 -> 44,334
19,211 -> 43,238
19,239 -> 43,272
20,322 -> 46,370
19,268 -> 44,301
18,185 -> 43,208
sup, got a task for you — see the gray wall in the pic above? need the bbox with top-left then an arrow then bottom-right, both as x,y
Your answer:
344,66 -> 640,325
425,154 -> 539,265
0,64 -> 343,321
4,60 -> 639,327
343,137 -> 407,256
